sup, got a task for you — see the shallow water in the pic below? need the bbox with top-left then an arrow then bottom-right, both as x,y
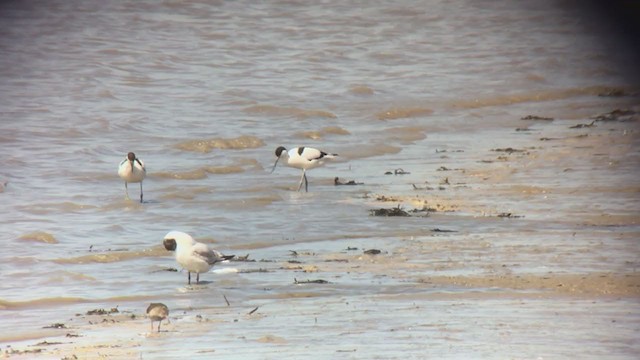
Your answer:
1,0 -> 640,359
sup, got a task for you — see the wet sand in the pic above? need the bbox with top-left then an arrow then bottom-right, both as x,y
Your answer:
3,109 -> 639,359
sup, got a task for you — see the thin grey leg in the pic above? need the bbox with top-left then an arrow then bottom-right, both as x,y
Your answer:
297,170 -> 306,192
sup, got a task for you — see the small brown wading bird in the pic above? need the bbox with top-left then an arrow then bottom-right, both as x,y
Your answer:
163,231 -> 235,285
146,303 -> 169,332
117,152 -> 146,203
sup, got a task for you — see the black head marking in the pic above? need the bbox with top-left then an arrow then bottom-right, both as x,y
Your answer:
163,238 -> 177,251
275,146 -> 287,157
297,147 -> 305,156
127,152 -> 136,161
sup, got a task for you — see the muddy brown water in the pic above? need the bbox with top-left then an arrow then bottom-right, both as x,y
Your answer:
1,1 -> 639,359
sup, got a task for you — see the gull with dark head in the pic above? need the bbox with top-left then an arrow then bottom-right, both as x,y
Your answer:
146,303 -> 169,332
271,146 -> 338,192
163,231 -> 234,285
117,152 -> 146,202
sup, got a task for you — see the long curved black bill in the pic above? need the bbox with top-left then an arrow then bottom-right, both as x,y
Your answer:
270,158 -> 280,173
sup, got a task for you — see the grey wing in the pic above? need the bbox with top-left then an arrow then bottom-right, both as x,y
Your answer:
192,243 -> 225,265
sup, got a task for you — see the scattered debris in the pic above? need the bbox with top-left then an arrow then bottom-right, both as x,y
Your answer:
497,212 -> 524,219
346,247 -> 358,251
412,183 -> 435,191
233,254 -> 256,262
363,249 -> 381,255
152,267 -> 178,273
5,347 -> 43,355
521,115 -> 554,121
597,89 -> 626,97
239,268 -> 270,273
431,228 -> 457,233
325,259 -> 349,263
439,177 -> 450,185
248,306 -> 259,315
569,120 -> 596,129
334,177 -> 363,186
515,127 -> 533,132
385,168 -> 410,175
369,205 -> 410,217
438,166 -> 462,172
43,323 -> 67,329
592,109 -> 638,122
375,194 -> 402,202
32,341 -> 63,346
86,307 -> 119,316
65,333 -> 82,338
294,278 -> 329,284
412,206 -> 436,213
491,147 -> 526,154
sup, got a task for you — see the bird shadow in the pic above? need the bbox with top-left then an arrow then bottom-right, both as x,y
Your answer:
145,330 -> 170,337
192,280 -> 213,285
181,281 -> 214,291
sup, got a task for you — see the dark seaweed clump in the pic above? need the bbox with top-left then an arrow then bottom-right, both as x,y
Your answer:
369,205 -> 410,217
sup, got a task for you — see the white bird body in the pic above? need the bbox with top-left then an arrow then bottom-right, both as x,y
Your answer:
271,146 -> 338,192
163,231 -> 234,285
282,147 -> 335,170
118,152 -> 146,202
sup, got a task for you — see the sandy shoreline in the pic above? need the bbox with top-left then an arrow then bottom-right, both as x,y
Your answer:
4,108 -> 640,359
4,269 -> 639,358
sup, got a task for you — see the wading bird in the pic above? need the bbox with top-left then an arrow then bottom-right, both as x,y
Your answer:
271,146 -> 338,192
146,303 -> 169,332
117,152 -> 146,202
163,231 -> 234,285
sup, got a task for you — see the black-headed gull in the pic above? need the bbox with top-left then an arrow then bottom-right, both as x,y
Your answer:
163,231 -> 234,285
118,152 -> 146,203
146,302 -> 169,332
271,146 -> 338,192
